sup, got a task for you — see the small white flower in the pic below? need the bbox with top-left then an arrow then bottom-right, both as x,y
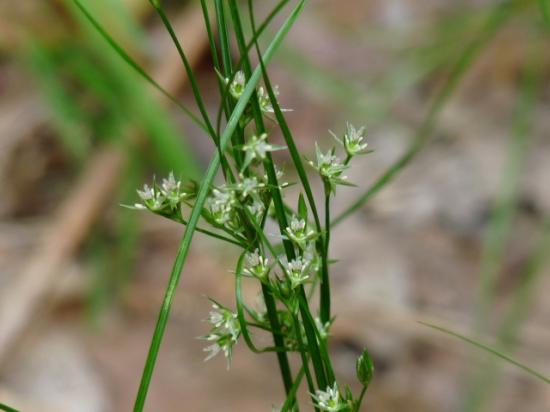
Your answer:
315,317 -> 331,339
137,184 -> 154,201
161,172 -> 179,193
235,176 -> 264,199
206,301 -> 240,340
241,133 -> 286,170
243,249 -> 269,280
203,342 -> 222,361
201,301 -> 240,369
134,173 -> 192,214
312,383 -> 347,412
258,85 -> 274,113
332,123 -> 369,157
308,143 -> 350,194
258,85 -> 291,113
207,186 -> 237,227
247,198 -> 265,220
136,183 -> 165,212
229,70 -> 246,100
285,216 -> 317,249
285,256 -> 312,289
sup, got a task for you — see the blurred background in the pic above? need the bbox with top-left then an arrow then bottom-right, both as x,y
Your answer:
0,0 -> 549,411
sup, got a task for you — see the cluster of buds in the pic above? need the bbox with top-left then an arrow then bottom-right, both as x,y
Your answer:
201,301 -> 240,369
312,383 -> 350,412
134,172 -> 193,217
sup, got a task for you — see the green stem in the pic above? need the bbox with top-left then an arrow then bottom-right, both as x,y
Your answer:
131,4 -> 306,408
320,190 -> 331,323
291,313 -> 321,412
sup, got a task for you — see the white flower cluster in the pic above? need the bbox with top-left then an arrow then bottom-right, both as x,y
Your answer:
312,383 -> 348,412
241,133 -> 286,170
202,301 -> 240,369
243,249 -> 270,281
332,123 -> 369,157
206,186 -> 239,229
285,216 -> 317,250
228,70 -> 287,117
135,172 -> 191,215
309,144 -> 350,194
285,256 -> 313,289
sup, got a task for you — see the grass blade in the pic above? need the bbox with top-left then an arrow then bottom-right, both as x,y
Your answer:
419,321 -> 550,384
133,3 -> 306,410
72,0 -> 208,133
0,403 -> 19,412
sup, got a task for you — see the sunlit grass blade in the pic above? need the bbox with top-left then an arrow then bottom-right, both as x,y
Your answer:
332,0 -> 526,226
419,321 -> 550,384
133,3 -> 306,410
72,0 -> 208,133
0,402 -> 19,412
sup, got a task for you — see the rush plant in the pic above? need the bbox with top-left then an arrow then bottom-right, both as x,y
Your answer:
70,0 -> 550,411
75,0 -> 375,409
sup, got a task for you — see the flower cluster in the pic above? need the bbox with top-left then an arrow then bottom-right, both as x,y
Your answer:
243,249 -> 270,281
201,301 -> 240,369
285,216 -> 317,250
312,383 -> 349,412
241,133 -> 286,170
284,256 -> 313,289
206,185 -> 240,230
309,144 -> 350,194
227,71 -> 286,120
134,172 -> 193,216
332,123 -> 369,157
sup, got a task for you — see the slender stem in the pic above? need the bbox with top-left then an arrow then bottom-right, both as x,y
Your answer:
356,387 -> 368,412
150,1 -> 235,181
131,6 -> 306,408
320,190 -> 331,323
291,313 -> 321,412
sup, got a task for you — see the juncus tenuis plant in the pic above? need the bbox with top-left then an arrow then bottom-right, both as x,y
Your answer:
75,0 -> 375,410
